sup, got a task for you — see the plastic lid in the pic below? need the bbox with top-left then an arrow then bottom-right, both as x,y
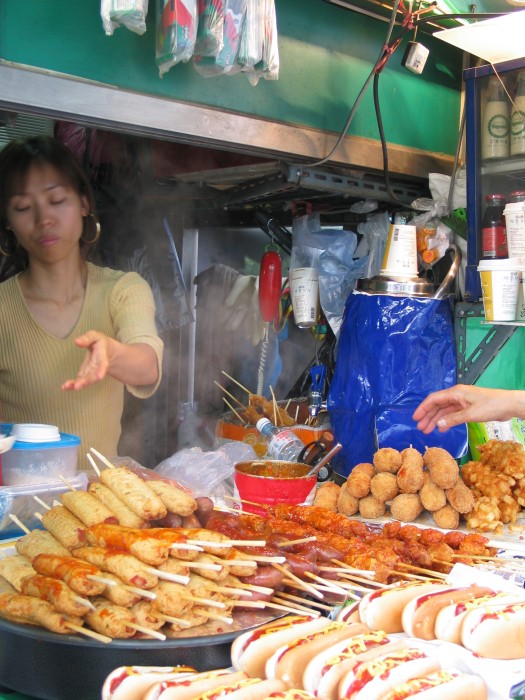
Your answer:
478,257 -> 523,270
256,418 -> 272,431
510,191 -> 525,202
12,424 -> 60,443
485,193 -> 506,202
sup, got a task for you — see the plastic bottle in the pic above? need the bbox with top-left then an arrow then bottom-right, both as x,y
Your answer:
481,193 -> 508,259
511,70 -> 525,157
481,76 -> 510,161
511,190 -> 525,203
256,417 -> 305,462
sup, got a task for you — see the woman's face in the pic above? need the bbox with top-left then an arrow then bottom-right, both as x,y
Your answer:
5,163 -> 89,264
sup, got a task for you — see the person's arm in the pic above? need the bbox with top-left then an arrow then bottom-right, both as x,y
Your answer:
61,331 -> 159,391
412,384 -> 525,433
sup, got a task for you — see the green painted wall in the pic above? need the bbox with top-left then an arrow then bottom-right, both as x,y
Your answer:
0,0 -> 463,155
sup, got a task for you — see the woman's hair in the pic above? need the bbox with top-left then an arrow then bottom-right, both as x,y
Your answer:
0,135 -> 98,271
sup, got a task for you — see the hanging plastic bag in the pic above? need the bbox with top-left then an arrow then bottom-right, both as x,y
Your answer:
356,211 -> 391,280
156,0 -> 198,76
101,0 -> 149,35
194,0 -> 225,57
241,0 -> 279,86
327,292 -> 468,476
193,0 -> 247,77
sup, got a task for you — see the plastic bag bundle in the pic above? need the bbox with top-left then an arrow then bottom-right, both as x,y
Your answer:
245,0 -> 279,86
194,0 -> 248,77
156,0 -> 198,76
101,0 -> 149,35
194,0 -> 225,57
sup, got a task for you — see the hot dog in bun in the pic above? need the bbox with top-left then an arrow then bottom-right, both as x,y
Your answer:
461,600 -> 525,659
401,585 -> 494,640
102,666 -> 196,700
369,669 -> 486,700
302,631 -> 405,700
337,647 -> 441,700
358,582 -> 446,633
265,621 -> 369,689
190,678 -> 286,700
230,616 -> 332,679
143,670 -> 248,700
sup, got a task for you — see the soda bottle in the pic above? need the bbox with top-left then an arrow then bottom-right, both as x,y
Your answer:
481,193 -> 508,259
481,75 -> 510,161
511,70 -> 525,157
256,417 -> 305,462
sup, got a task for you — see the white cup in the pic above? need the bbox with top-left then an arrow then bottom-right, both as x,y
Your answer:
380,223 -> 418,278
478,258 -> 521,321
504,202 -> 525,259
289,267 -> 320,328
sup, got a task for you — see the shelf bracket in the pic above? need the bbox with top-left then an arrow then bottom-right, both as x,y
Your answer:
455,302 -> 518,385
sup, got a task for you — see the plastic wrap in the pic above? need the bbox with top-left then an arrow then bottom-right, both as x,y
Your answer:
101,0 -> 149,35
194,0 -> 225,56
327,293 -> 468,476
156,0 -> 198,76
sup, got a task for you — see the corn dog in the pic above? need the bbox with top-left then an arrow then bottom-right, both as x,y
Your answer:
99,468 -> 167,521
88,482 -> 147,529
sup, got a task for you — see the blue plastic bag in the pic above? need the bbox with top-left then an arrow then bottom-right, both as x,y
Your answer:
327,292 -> 467,476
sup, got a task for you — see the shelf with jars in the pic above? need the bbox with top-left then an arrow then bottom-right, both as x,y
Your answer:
464,57 -> 525,304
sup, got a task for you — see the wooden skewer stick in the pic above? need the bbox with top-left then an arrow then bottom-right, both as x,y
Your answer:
75,596 -> 95,610
128,623 -> 166,641
8,515 -> 30,534
221,398 -> 247,425
270,596 -> 321,616
320,565 -> 375,577
319,579 -> 371,592
294,406 -> 300,423
186,538 -> 266,548
223,495 -> 271,511
213,380 -> 247,409
247,554 -> 286,564
89,447 -> 115,470
395,562 -> 447,579
284,398 -> 292,412
303,582 -> 360,601
303,571 -> 350,596
180,594 -> 226,609
272,562 -> 323,600
230,600 -> 266,609
265,599 -> 320,616
269,385 -> 278,425
66,623 -> 112,644
220,370 -> 252,396
158,614 -> 192,628
87,575 -> 117,587
334,572 -> 387,588
393,570 -> 441,582
169,543 -> 204,553
278,536 -> 317,547
33,496 -> 51,510
198,610 -> 233,625
86,453 -> 101,477
277,591 -> 333,611
123,585 -> 157,600
146,568 -> 190,585
184,561 -> 223,572
226,581 -> 274,596
449,553 -> 508,562
210,585 -> 252,598
58,475 -> 77,491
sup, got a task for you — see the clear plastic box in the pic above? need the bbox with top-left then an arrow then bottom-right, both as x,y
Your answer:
0,473 -> 88,539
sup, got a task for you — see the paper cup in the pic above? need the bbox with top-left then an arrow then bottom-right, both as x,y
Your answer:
289,267 -> 320,328
381,223 -> 418,277
504,202 -> 525,259
233,460 -> 317,515
478,258 -> 521,321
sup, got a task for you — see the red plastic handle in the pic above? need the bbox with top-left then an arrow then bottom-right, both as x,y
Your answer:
259,249 -> 282,323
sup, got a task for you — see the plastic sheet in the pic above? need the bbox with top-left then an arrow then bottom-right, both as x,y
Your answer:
327,292 -> 467,476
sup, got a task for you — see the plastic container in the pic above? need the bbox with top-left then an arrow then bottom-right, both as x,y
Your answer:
0,473 -> 88,538
380,222 -> 418,277
504,201 -> 525,259
478,258 -> 521,321
0,423 -> 80,486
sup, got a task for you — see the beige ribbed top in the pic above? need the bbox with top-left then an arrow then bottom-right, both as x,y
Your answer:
0,263 -> 163,471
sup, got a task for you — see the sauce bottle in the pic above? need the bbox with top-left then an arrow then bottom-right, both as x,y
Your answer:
481,76 -> 510,161
481,193 -> 507,259
511,70 -> 525,157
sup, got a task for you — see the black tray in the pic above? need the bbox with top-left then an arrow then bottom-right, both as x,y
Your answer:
0,612 -> 277,700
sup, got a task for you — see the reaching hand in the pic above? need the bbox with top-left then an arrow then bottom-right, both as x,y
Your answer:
61,331 -> 110,391
412,384 -> 525,433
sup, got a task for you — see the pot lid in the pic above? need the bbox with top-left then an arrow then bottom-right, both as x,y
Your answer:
355,274 -> 439,297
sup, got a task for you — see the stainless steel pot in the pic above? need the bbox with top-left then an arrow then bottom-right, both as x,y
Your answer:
356,244 -> 461,300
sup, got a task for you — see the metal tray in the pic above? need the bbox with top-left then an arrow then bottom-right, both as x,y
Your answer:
0,611 -> 277,700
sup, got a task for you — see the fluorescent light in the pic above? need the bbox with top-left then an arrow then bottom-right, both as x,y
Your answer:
433,9 -> 525,62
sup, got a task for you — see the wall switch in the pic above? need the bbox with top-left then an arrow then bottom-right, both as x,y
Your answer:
402,41 -> 429,74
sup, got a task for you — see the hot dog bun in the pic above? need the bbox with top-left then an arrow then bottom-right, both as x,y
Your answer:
231,615 -> 331,679
191,678 -> 286,700
303,634 -> 405,700
366,669 -> 486,700
358,581 -> 446,633
265,621 -> 369,689
336,600 -> 361,624
338,647 -> 441,700
401,585 -> 495,640
142,670 -> 247,700
102,666 -> 196,700
434,591 -> 519,645
461,600 -> 525,659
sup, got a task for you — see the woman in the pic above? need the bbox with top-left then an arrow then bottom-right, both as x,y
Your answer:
0,135 -> 163,470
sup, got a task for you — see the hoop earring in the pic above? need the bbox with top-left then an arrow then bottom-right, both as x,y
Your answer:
81,213 -> 101,244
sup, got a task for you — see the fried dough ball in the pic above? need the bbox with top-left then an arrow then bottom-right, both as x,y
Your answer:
336,482 -> 359,517
423,447 -> 459,489
397,461 -> 426,494
390,493 -> 423,522
400,447 -> 424,469
358,495 -> 386,519
419,479 -> 447,512
445,478 -> 475,514
432,504 -> 460,530
352,463 -> 376,478
347,469 -> 373,499
370,472 -> 399,503
373,448 -> 402,474
313,481 -> 340,512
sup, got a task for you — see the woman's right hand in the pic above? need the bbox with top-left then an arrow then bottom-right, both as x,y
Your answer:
412,384 -> 525,433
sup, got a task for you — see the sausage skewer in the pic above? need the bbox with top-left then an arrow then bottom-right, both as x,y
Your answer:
88,482 -> 147,529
